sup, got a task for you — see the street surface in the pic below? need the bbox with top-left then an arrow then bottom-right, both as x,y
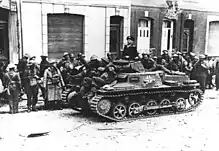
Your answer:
0,89 -> 219,151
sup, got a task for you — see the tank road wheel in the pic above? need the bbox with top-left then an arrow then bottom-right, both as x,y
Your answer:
146,100 -> 158,115
188,89 -> 202,107
97,99 -> 111,115
175,98 -> 186,112
160,99 -> 171,114
128,102 -> 141,117
112,103 -> 127,120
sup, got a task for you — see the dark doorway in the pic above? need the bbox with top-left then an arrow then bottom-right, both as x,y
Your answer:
183,20 -> 194,53
110,16 -> 124,59
0,8 -> 9,61
47,14 -> 84,59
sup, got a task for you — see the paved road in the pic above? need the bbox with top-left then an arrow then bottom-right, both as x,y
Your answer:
0,89 -> 218,151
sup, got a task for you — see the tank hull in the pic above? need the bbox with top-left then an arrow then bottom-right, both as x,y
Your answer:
88,84 -> 203,122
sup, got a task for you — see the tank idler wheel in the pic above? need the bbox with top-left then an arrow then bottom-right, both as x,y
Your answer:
188,89 -> 202,106
97,99 -> 111,115
146,100 -> 158,115
175,98 -> 186,112
160,99 -> 171,114
112,103 -> 127,120
128,102 -> 141,117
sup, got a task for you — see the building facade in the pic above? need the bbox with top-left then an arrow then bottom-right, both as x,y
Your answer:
0,0 -> 18,63
19,0 -> 131,62
130,0 -> 219,57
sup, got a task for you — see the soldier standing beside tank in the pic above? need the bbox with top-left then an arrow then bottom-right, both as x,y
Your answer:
122,36 -> 138,60
25,58 -> 40,112
17,53 -> 29,95
43,61 -> 65,109
39,55 -> 50,99
3,64 -> 21,114
192,54 -> 209,93
58,52 -> 71,84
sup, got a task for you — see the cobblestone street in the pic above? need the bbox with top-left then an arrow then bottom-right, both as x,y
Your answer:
0,89 -> 219,151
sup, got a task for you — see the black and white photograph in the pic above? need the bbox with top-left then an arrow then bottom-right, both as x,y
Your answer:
0,0 -> 219,150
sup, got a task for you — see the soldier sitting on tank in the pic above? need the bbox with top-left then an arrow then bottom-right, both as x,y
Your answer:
141,53 -> 156,72
153,56 -> 171,74
161,50 -> 171,64
166,54 -> 181,72
122,36 -> 138,60
79,63 -> 117,98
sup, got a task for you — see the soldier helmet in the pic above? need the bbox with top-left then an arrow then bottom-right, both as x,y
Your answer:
7,63 -> 16,70
77,53 -> 85,58
162,50 -> 168,53
63,52 -> 69,57
190,52 -> 195,57
152,56 -> 157,59
40,55 -> 47,58
173,54 -> 178,58
126,36 -> 135,41
199,54 -> 205,59
24,53 -> 30,58
90,55 -> 98,61
177,52 -> 182,55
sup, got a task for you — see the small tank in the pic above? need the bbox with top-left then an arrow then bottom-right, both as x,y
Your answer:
88,71 -> 203,121
63,70 -> 203,121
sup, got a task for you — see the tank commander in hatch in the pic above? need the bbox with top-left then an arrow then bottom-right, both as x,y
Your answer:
122,36 -> 138,60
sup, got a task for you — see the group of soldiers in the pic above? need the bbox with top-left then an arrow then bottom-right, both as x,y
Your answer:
1,35 -> 217,113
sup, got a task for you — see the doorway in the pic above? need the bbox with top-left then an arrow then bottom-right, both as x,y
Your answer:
47,14 -> 84,59
161,20 -> 174,54
109,16 -> 124,59
207,21 -> 219,56
137,19 -> 151,54
183,20 -> 194,53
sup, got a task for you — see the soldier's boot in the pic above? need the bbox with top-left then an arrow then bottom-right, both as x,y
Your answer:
14,101 -> 19,113
32,105 -> 37,111
27,106 -> 31,112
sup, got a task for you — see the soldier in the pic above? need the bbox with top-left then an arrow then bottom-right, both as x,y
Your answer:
25,60 -> 40,112
58,52 -> 71,84
17,53 -> 29,94
79,64 -> 117,97
40,55 -> 50,77
122,36 -> 138,60
161,50 -> 170,63
39,55 -> 50,98
192,54 -> 209,92
3,64 -> 21,114
141,53 -> 156,71
166,54 -> 181,71
206,56 -> 215,89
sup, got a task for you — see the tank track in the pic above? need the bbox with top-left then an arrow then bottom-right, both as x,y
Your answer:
89,88 -> 203,122
62,88 -> 72,104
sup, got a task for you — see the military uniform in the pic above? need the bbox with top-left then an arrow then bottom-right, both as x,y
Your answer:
3,64 -> 21,114
193,55 -> 209,92
122,36 -> 138,60
24,63 -> 40,111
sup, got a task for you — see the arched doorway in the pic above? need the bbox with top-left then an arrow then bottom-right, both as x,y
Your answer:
137,18 -> 152,54
183,20 -> 194,53
109,16 -> 124,59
